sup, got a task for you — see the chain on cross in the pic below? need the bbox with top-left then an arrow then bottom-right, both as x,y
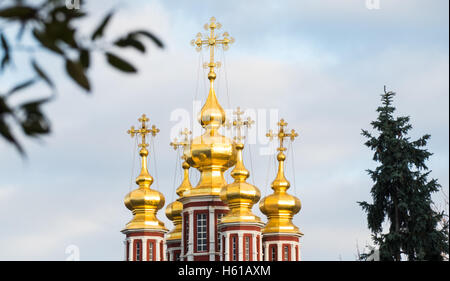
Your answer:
226,106 -> 254,143
191,17 -> 235,79
127,114 -> 160,148
266,118 -> 298,151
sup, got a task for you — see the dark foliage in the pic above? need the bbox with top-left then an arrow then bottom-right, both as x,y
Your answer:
359,86 -> 449,260
0,0 -> 164,155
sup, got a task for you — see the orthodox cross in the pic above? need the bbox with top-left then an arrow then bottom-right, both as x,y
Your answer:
170,128 -> 192,159
227,106 -> 254,143
191,17 -> 234,79
127,114 -> 160,148
266,119 -> 298,151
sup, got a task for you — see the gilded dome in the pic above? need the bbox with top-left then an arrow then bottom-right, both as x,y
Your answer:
184,83 -> 236,197
259,151 -> 302,235
123,134 -> 167,232
165,200 -> 183,240
220,142 -> 262,224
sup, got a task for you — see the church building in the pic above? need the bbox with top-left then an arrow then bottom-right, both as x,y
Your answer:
121,17 -> 303,261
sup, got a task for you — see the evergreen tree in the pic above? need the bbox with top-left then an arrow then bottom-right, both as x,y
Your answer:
359,87 -> 449,261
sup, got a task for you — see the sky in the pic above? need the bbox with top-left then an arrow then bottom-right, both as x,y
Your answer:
0,0 -> 448,260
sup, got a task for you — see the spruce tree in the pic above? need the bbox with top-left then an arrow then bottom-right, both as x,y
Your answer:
359,87 -> 449,261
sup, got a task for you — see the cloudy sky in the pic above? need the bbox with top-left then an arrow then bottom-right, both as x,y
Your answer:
0,0 -> 448,260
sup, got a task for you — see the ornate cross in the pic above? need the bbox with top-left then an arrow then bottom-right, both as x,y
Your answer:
191,17 -> 234,79
170,128 -> 192,158
127,114 -> 160,148
266,118 -> 298,151
227,107 -> 254,143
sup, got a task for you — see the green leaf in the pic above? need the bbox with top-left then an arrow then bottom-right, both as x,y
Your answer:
114,36 -> 146,53
91,11 -> 113,40
105,52 -> 137,73
65,59 -> 91,91
131,30 -> 164,48
32,60 -> 54,88
0,6 -> 37,20
6,79 -> 36,96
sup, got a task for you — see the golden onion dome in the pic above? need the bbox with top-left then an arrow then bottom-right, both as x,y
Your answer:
220,142 -> 262,224
165,200 -> 183,240
124,144 -> 167,231
259,151 -> 302,234
185,17 -> 237,197
185,80 -> 236,197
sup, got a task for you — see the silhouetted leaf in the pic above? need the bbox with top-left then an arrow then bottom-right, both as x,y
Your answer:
79,49 -> 90,68
115,36 -> 146,53
0,116 -> 24,154
32,28 -> 64,55
91,11 -> 113,40
0,96 -> 23,154
20,98 -> 51,137
6,79 -> 36,96
0,6 -> 37,20
0,96 -> 12,114
32,60 -> 54,88
105,52 -> 137,73
131,30 -> 164,48
65,59 -> 91,91
1,33 -> 10,70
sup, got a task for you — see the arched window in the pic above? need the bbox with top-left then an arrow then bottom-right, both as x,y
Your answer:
270,244 -> 277,261
232,236 -> 237,261
148,241 -> 154,261
216,213 -> 225,252
184,213 -> 189,254
135,240 -> 142,261
283,245 -> 290,261
245,236 -> 250,261
196,213 -> 207,252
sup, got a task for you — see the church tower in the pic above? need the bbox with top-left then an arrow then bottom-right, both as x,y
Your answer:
260,119 -> 303,261
123,17 -> 304,262
218,108 -> 264,261
122,115 -> 168,261
165,129 -> 193,261
178,17 -> 236,261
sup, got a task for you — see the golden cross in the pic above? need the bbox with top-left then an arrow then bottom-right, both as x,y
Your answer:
170,128 -> 192,158
227,107 -> 254,143
127,114 -> 160,148
266,118 -> 298,151
191,17 -> 234,80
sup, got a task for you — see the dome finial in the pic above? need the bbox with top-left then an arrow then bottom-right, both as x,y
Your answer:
166,128 -> 193,241
220,108 -> 261,224
169,128 -> 193,197
259,118 -> 302,235
186,18 -> 236,197
124,114 -> 166,231
191,17 -> 235,130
